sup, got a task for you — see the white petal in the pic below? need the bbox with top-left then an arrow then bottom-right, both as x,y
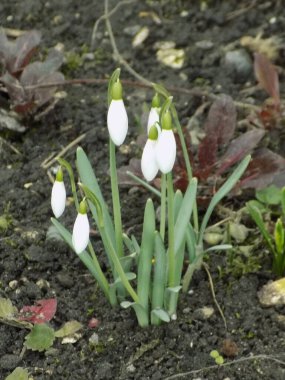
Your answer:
147,107 -> 160,134
72,213 -> 90,254
107,99 -> 128,146
155,130 -> 176,174
51,181 -> 66,218
141,139 -> 159,181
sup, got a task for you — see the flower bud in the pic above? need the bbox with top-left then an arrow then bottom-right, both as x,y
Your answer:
51,167 -> 66,218
141,125 -> 159,181
155,111 -> 176,173
72,201 -> 90,254
107,80 -> 128,146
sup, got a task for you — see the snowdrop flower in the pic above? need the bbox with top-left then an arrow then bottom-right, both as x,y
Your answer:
155,110 -> 176,174
51,167 -> 66,218
107,80 -> 128,146
147,93 -> 160,134
72,200 -> 90,254
141,124 -> 160,181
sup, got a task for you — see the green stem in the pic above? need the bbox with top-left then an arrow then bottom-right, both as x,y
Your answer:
171,105 -> 199,233
109,139 -> 124,258
101,227 -> 139,303
167,173 -> 175,287
160,174 -> 167,241
87,242 -> 117,306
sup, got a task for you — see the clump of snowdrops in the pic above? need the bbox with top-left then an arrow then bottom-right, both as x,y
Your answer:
51,69 -> 250,326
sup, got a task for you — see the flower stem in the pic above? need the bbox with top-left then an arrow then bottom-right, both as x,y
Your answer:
167,173 -> 175,287
109,139 -> 124,258
160,174 -> 166,242
171,105 -> 199,233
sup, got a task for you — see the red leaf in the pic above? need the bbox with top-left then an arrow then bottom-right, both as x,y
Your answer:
217,129 -> 265,175
198,134 -> 218,171
254,53 -> 280,107
204,94 -> 236,146
18,299 -> 57,324
240,148 -> 285,189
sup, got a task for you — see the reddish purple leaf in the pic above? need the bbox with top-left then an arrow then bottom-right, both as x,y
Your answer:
240,148 -> 285,189
18,298 -> 57,324
217,129 -> 265,174
254,53 -> 280,107
204,94 -> 236,145
198,134 -> 218,171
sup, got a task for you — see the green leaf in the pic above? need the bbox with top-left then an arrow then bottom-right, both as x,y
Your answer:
174,190 -> 183,222
210,350 -> 220,359
151,232 -> 167,325
198,155 -> 251,246
174,178 -> 198,254
113,272 -> 136,285
0,298 -> 17,318
256,185 -> 282,206
25,324 -> 55,352
167,286 -> 182,294
5,368 -> 29,380
274,218 -> 285,256
137,199 -> 155,311
151,308 -> 170,323
246,201 -> 275,254
55,320 -> 83,338
120,301 -> 149,327
76,147 -> 116,249
204,244 -> 232,253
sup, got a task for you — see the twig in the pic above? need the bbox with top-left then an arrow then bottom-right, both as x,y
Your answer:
202,262 -> 227,332
41,133 -> 86,169
163,353 -> 285,379
90,0 -> 137,49
104,0 -> 152,86
0,136 -> 21,155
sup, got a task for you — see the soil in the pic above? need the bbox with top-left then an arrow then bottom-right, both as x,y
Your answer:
0,0 -> 285,379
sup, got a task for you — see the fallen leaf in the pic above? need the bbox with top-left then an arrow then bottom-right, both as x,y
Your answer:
55,320 -> 83,338
19,298 -> 57,324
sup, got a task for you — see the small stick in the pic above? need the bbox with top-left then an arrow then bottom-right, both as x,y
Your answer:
41,133 -> 86,169
202,262 -> 227,332
0,136 -> 21,155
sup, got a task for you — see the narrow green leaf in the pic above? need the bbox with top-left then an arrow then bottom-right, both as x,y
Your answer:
246,201 -> 275,254
51,218 -> 110,299
76,147 -> 116,249
114,272 -> 136,285
274,219 -> 285,256
151,232 -> 167,323
25,324 -> 55,352
198,155 -> 251,245
185,223 -> 197,262
120,301 -> 149,327
174,178 -> 198,254
204,244 -> 232,253
137,199 -> 155,311
174,190 -> 183,222
167,286 -> 182,294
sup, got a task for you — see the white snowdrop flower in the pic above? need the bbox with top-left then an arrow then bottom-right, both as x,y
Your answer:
51,167 -> 66,218
107,80 -> 128,146
147,93 -> 160,134
141,125 -> 159,181
72,201 -> 90,254
155,111 -> 176,174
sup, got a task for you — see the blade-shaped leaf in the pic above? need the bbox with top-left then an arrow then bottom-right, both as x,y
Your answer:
254,52 -> 280,106
198,155 -> 251,245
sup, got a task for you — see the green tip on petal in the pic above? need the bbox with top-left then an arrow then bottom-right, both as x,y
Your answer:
148,124 -> 159,140
112,80 -> 123,100
161,110 -> 172,130
56,167 -> 63,182
79,200 -> 87,214
151,93 -> 160,108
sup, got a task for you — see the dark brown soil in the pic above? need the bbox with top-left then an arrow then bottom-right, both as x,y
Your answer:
0,1 -> 285,379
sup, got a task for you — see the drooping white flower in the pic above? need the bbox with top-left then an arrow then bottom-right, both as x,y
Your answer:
147,107 -> 160,134
141,126 -> 160,182
107,80 -> 128,146
155,111 -> 176,174
72,201 -> 90,254
51,167 -> 66,218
